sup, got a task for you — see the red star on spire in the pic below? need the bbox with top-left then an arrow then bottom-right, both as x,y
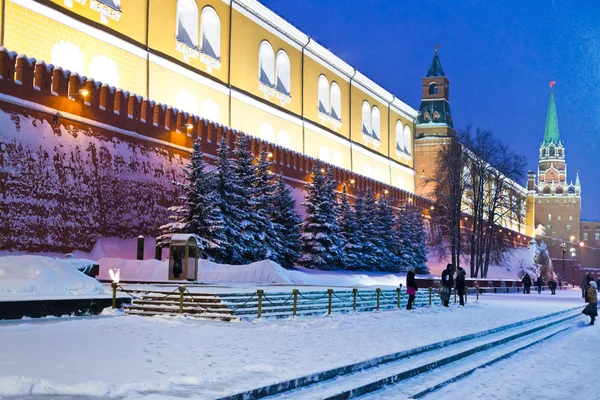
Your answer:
550,81 -> 556,88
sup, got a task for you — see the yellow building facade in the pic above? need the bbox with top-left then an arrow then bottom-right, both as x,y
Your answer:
1,0 -> 419,192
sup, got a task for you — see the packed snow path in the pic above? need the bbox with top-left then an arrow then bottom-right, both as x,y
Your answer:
0,290 -> 586,399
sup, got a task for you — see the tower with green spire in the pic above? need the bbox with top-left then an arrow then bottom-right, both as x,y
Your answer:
534,85 -> 581,247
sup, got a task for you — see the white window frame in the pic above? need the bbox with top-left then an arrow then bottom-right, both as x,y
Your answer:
371,106 -> 380,140
395,120 -> 404,153
318,74 -> 329,114
330,81 -> 341,121
275,50 -> 291,95
200,6 -> 220,60
258,41 -> 275,87
403,125 -> 411,155
361,101 -> 371,138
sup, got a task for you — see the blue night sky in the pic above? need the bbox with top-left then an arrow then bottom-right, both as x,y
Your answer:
261,0 -> 600,221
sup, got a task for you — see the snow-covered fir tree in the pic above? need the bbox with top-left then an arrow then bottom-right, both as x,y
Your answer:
375,193 -> 400,271
337,185 -> 364,270
232,134 -> 267,262
354,187 -> 382,271
213,136 -> 247,264
299,160 -> 344,270
253,145 -> 281,262
159,139 -> 225,258
271,175 -> 302,268
396,205 -> 429,274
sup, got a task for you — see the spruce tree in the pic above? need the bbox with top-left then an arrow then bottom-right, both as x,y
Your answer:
159,139 -> 225,258
299,160 -> 343,270
271,176 -> 302,268
354,187 -> 382,271
376,193 -> 400,272
396,205 -> 429,273
337,185 -> 363,270
232,134 -> 266,262
213,136 -> 246,264
253,145 -> 280,262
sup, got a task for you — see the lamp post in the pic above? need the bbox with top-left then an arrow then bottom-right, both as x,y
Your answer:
570,248 -> 576,287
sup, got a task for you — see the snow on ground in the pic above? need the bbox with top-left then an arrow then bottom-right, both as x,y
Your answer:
97,258 -> 411,288
431,309 -> 597,400
0,256 -> 106,299
0,290 -> 585,399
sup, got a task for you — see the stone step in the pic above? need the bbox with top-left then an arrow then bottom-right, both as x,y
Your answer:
124,309 -> 238,322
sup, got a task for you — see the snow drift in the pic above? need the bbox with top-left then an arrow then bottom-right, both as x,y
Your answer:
0,256 -> 107,298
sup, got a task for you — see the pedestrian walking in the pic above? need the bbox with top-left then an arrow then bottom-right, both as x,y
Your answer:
406,267 -> 418,310
581,275 -> 588,299
582,281 -> 598,325
583,273 -> 593,302
456,266 -> 466,306
441,263 -> 454,307
522,274 -> 532,294
548,278 -> 557,295
536,276 -> 543,294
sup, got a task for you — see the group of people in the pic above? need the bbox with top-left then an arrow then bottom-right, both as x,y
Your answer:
405,263 -> 466,310
521,274 -> 558,295
581,273 -> 599,325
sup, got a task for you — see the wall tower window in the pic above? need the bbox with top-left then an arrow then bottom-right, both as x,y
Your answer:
176,0 -> 199,48
429,82 -> 438,95
275,50 -> 290,95
258,41 -> 275,87
567,225 -> 571,231
584,233 -> 589,241
200,7 -> 220,59
596,233 -> 600,241
548,214 -> 552,221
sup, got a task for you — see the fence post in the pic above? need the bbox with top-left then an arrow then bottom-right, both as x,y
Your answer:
179,285 -> 185,314
292,289 -> 298,318
428,286 -> 433,306
396,286 -> 401,309
257,289 -> 264,319
111,282 -> 117,309
465,287 -> 468,304
352,288 -> 357,312
454,286 -> 457,304
327,289 -> 333,315
376,288 -> 381,311
476,283 -> 479,301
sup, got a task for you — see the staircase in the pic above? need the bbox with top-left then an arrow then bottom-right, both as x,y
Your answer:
122,287 -> 443,321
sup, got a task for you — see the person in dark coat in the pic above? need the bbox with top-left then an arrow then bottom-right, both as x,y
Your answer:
596,278 -> 600,293
441,263 -> 454,307
456,267 -> 466,306
536,276 -> 544,294
581,275 -> 589,299
522,274 -> 532,294
406,267 -> 418,310
548,278 -> 557,295
583,273 -> 593,302
582,281 -> 598,325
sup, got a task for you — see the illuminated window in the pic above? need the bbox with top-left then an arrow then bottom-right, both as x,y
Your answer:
330,82 -> 341,120
331,151 -> 342,167
596,233 -> 600,241
175,90 -> 198,115
176,0 -> 199,48
258,41 -> 275,87
374,167 -> 383,182
275,50 -> 290,95
200,7 -> 220,59
404,125 -> 411,155
371,106 -> 380,140
362,101 -> 371,137
584,233 -> 588,241
319,146 -> 331,163
569,215 -> 573,221
318,75 -> 329,114
200,99 -> 220,124
364,163 -> 373,178
89,55 -> 119,87
547,224 -> 551,230
557,216 -> 561,221
277,129 -> 291,149
548,214 -> 552,221
567,225 -> 571,231
259,122 -> 275,143
395,120 -> 404,154
51,41 -> 84,75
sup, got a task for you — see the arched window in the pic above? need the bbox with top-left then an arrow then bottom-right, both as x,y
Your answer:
395,120 -> 404,153
200,6 -> 220,59
99,0 -> 120,10
374,168 -> 383,182
584,233 -> 588,241
549,147 -> 555,156
371,106 -> 380,140
330,82 -> 341,120
361,101 -> 371,137
259,122 -> 275,143
275,50 -> 290,95
277,129 -> 291,149
429,82 -> 438,95
595,233 -> 599,241
176,0 -> 199,48
319,146 -> 331,163
331,151 -> 342,167
318,74 -> 329,114
548,214 -> 552,221
403,125 -> 411,155
364,163 -> 373,178
258,41 -> 274,87
567,225 -> 571,232
175,90 -> 198,115
200,98 -> 220,124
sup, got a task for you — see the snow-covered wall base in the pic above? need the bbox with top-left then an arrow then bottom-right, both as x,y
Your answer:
0,105 -> 186,253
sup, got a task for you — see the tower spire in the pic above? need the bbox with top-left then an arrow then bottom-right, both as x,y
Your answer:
427,46 -> 445,77
543,83 -> 560,144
